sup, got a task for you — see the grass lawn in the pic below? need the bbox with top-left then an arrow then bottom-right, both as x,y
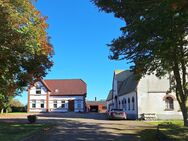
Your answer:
144,120 -> 188,141
0,122 -> 52,141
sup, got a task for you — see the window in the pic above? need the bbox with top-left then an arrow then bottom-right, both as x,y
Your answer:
165,97 -> 174,110
61,101 -> 65,108
40,100 -> 44,108
53,100 -> 57,108
77,100 -> 82,109
32,100 -> 36,108
122,99 -> 124,110
36,84 -> 41,94
132,97 -> 135,110
124,99 -> 127,110
128,98 -> 130,110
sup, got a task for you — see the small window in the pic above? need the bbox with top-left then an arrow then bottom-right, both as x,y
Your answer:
77,100 -> 82,109
165,97 -> 174,110
54,100 -> 57,108
124,99 -> 127,110
40,100 -> 44,108
32,100 -> 36,108
132,97 -> 135,110
128,98 -> 130,110
61,101 -> 65,108
36,84 -> 41,94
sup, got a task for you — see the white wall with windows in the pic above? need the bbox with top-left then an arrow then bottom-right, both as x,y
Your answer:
29,100 -> 47,112
117,91 -> 137,119
49,96 -> 85,112
28,82 -> 86,113
29,82 -> 48,95
137,74 -> 182,119
29,82 -> 47,112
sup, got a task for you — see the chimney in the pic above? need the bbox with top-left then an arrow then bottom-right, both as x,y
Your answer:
95,97 -> 97,101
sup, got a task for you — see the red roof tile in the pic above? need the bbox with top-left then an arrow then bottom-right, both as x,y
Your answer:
42,79 -> 87,96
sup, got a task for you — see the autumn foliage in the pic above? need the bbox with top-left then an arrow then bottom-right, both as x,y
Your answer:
0,0 -> 53,112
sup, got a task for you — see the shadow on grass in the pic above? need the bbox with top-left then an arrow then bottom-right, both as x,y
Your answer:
138,128 -> 159,141
0,122 -> 52,141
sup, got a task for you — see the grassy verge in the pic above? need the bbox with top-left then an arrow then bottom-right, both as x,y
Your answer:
147,120 -> 188,141
0,122 -> 52,141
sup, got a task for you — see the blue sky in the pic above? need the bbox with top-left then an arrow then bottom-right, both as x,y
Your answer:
16,0 -> 130,104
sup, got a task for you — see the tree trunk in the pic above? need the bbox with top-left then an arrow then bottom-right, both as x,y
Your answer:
173,65 -> 188,126
181,104 -> 188,126
1,109 -> 4,114
5,108 -> 8,113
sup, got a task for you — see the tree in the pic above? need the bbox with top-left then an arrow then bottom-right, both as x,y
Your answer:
92,0 -> 188,126
0,0 -> 53,112
10,99 -> 23,108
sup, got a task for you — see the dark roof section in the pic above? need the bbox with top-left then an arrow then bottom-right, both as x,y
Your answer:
106,90 -> 113,101
86,101 -> 106,106
43,79 -> 87,96
118,72 -> 138,96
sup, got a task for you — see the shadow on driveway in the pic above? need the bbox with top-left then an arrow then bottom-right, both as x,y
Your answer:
25,119 -> 140,141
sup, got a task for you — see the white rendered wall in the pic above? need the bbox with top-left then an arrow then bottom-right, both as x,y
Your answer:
29,82 -> 47,112
49,96 -> 84,112
137,74 -> 182,119
118,91 -> 137,119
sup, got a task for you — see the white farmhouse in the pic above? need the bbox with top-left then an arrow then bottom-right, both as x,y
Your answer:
28,79 -> 87,113
107,70 -> 182,119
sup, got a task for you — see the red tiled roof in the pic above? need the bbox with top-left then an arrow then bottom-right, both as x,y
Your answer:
42,79 -> 87,96
86,101 -> 106,106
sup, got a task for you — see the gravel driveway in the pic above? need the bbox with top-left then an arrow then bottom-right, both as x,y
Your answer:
0,113 -> 154,141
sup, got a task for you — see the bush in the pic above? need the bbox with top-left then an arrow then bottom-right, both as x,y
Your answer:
27,115 -> 37,123
11,106 -> 27,112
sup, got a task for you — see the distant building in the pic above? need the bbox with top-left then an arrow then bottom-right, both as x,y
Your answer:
86,101 -> 106,113
106,70 -> 182,120
28,79 -> 87,112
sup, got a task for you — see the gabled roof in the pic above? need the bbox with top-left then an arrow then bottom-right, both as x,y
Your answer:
106,90 -> 113,101
118,73 -> 138,96
114,70 -> 132,82
42,79 -> 87,96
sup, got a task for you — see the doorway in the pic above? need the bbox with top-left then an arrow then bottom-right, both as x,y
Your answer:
89,105 -> 98,112
68,100 -> 74,111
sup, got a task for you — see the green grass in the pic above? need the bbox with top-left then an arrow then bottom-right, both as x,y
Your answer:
0,122 -> 52,141
148,120 -> 188,141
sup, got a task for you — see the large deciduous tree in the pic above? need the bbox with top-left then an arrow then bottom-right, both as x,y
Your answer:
92,0 -> 188,126
0,0 -> 53,112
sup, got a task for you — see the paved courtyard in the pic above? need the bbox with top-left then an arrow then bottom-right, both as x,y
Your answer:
0,113 -> 155,141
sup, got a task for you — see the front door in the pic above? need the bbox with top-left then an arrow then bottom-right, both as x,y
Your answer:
68,100 -> 74,111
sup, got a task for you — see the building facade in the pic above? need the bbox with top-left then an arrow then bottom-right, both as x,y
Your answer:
107,70 -> 182,120
28,79 -> 87,113
86,101 -> 107,113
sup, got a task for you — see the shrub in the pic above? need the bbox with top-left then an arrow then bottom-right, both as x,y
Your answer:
27,115 -> 37,123
11,106 -> 27,112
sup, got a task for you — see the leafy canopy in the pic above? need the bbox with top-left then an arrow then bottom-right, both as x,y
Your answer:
92,0 -> 188,126
92,0 -> 188,77
0,0 -> 53,96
